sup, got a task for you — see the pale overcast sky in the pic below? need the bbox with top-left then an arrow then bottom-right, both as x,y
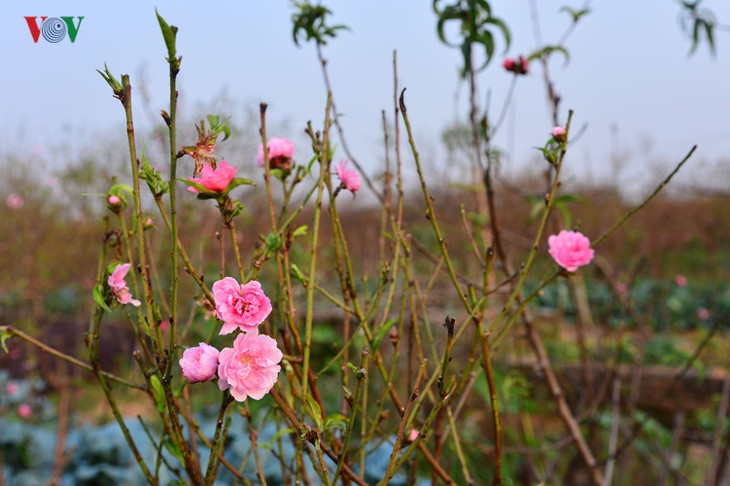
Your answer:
1,1 -> 728,189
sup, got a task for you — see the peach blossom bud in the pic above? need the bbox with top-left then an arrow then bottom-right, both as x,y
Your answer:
108,195 -> 121,206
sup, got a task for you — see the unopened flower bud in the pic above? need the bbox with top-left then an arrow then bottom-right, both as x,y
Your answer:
551,126 -> 567,143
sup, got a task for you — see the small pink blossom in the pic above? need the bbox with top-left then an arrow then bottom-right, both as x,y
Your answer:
217,332 -> 282,401
187,160 -> 237,194
548,230 -> 595,272
213,277 -> 272,335
108,263 -> 141,307
257,137 -> 295,169
552,126 -> 566,138
17,403 -> 32,419
179,343 -> 220,382
336,160 -> 360,193
108,195 -> 121,206
697,307 -> 711,320
675,275 -> 688,287
6,382 -> 19,395
503,56 -> 529,75
407,429 -> 419,442
6,193 -> 24,209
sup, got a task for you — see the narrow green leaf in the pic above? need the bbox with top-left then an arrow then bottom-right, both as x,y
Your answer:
371,318 -> 397,351
156,10 -> 177,60
0,328 -> 12,353
223,177 -> 255,195
164,437 -> 185,463
292,225 -> 308,238
303,395 -> 324,430
325,413 -> 348,431
149,375 -> 166,413
93,284 -> 111,312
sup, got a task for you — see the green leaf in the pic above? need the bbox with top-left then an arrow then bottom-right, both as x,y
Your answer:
560,6 -> 591,23
325,413 -> 348,432
178,178 -> 223,200
371,318 -> 397,351
290,264 -> 308,285
0,328 -> 12,353
149,375 -> 166,413
156,10 -> 177,60
263,233 -> 283,256
96,63 -> 122,95
164,437 -> 185,463
93,284 -> 111,312
346,362 -> 359,375
528,45 -> 570,66
306,153 -> 319,173
109,183 -> 133,195
223,177 -> 255,195
303,395 -> 324,430
292,225 -> 308,238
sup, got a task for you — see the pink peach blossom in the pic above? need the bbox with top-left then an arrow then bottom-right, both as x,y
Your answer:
548,230 -> 595,272
6,193 -> 24,209
697,307 -> 711,320
6,382 -> 18,395
502,57 -> 516,71
217,332 -> 282,401
18,403 -> 32,419
179,343 -> 220,382
213,278 -> 272,335
407,428 -> 419,442
108,195 -> 121,206
257,137 -> 295,167
675,275 -> 688,287
336,160 -> 360,193
503,56 -> 529,75
108,263 -> 141,307
552,126 -> 566,138
187,160 -> 237,193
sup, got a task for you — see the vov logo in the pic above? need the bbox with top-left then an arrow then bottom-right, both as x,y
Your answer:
24,16 -> 84,43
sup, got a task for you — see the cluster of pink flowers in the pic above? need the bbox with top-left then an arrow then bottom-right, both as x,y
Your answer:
257,137 -> 295,171
187,160 -> 237,194
548,230 -> 595,272
179,277 -> 282,402
503,55 -> 529,75
336,160 -> 360,194
108,263 -> 141,307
